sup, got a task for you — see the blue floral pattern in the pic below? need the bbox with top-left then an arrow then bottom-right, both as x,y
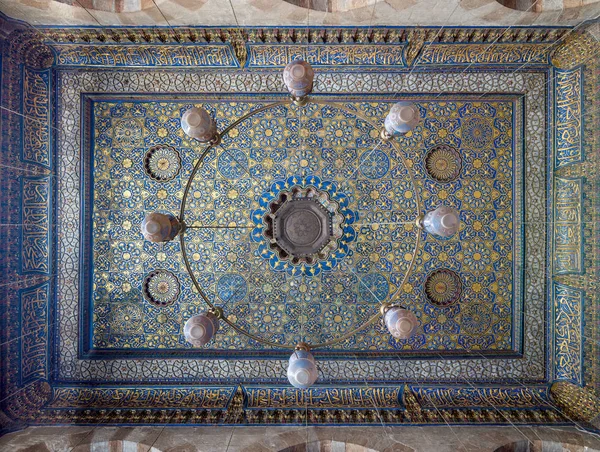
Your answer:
91,98 -> 514,353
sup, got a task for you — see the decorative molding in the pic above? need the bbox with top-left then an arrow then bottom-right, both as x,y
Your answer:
37,26 -> 569,46
552,29 -> 600,70
553,283 -> 584,385
550,381 -> 600,424
54,71 -> 540,383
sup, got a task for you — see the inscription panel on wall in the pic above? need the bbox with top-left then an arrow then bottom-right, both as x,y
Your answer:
553,283 -> 584,385
555,67 -> 583,169
20,176 -> 52,275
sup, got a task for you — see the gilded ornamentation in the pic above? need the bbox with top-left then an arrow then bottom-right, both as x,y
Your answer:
461,117 -> 493,149
48,386 -> 235,409
553,283 -> 583,384
405,29 -> 425,66
54,44 -> 238,67
0,18 -> 570,423
110,304 -> 143,334
22,68 -> 51,168
552,30 -> 600,70
4,380 -> 52,421
247,44 -> 406,67
86,97 -> 516,353
555,68 -> 583,169
20,176 -> 52,274
144,145 -> 181,182
460,303 -> 492,336
424,145 -> 462,182
113,118 -> 143,149
143,270 -> 181,307
19,282 -> 49,385
424,269 -> 462,307
252,177 -> 355,276
411,386 -> 551,408
244,387 -> 401,409
554,177 -> 583,274
416,43 -> 552,65
550,381 -> 600,423
53,66 -> 542,385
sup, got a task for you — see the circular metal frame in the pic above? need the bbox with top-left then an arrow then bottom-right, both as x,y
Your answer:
178,99 -> 423,350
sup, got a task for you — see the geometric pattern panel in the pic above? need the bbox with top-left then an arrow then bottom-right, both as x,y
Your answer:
89,97 -> 519,356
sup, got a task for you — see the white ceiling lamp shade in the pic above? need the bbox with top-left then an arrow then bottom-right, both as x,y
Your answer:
141,213 -> 182,243
382,305 -> 418,339
181,107 -> 220,145
422,205 -> 460,238
381,101 -> 421,140
283,59 -> 314,105
184,311 -> 220,347
287,344 -> 318,389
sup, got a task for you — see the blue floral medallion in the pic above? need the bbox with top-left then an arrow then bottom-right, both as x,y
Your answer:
251,175 -> 358,277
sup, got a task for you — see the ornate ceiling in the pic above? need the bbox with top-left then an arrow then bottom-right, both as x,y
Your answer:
0,11 -> 599,432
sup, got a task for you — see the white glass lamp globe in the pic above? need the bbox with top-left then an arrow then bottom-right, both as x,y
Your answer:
384,306 -> 418,339
181,107 -> 219,143
141,213 -> 180,243
423,206 -> 460,238
283,59 -> 314,99
184,312 -> 219,347
384,101 -> 420,136
287,349 -> 318,389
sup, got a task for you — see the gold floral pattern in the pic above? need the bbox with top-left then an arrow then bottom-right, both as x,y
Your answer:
144,145 -> 181,182
424,269 -> 462,307
425,145 -> 462,183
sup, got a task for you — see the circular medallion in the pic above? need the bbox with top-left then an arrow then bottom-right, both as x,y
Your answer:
144,145 -> 181,182
359,149 -> 390,179
425,145 -> 462,183
461,303 -> 492,336
114,119 -> 143,149
424,269 -> 462,307
461,117 -> 493,149
143,270 -> 180,307
358,273 -> 389,304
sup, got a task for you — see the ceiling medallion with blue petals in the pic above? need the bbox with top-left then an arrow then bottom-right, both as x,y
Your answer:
424,269 -> 462,307
143,269 -> 180,307
425,145 -> 462,183
144,145 -> 181,182
252,176 -> 357,276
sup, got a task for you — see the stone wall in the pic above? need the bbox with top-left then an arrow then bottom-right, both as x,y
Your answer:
0,0 -> 599,26
2,425 -> 600,452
